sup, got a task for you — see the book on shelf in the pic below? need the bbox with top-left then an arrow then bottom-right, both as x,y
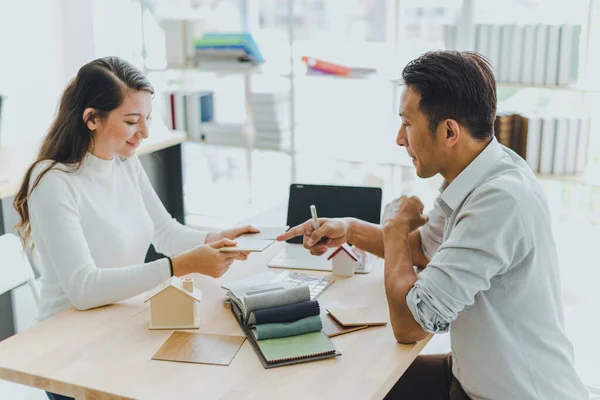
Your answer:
521,25 -> 536,84
494,112 -> 514,148
508,25 -> 524,84
511,114 -> 524,159
164,90 -> 214,138
193,32 -> 264,65
564,118 -> 580,173
488,25 -> 502,79
569,26 -> 581,84
552,117 -> 569,174
522,113 -> 543,173
457,23 -> 581,86
539,116 -> 557,174
506,112 -> 590,176
557,25 -> 581,86
476,24 -> 490,61
200,122 -> 248,146
499,25 -> 514,83
532,25 -> 549,86
545,25 -> 561,85
576,118 -> 590,173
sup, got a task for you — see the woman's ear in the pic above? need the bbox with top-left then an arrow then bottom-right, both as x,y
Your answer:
83,108 -> 99,131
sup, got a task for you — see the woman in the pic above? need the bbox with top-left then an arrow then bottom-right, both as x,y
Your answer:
13,56 -> 255,326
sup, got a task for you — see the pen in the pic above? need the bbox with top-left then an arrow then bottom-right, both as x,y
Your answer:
310,205 -> 319,230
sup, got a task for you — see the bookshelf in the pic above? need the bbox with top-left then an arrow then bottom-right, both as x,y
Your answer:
147,0 -> 299,193
458,0 -> 598,180
146,0 -> 598,187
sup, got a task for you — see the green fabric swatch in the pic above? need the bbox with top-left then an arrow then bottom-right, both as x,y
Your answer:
256,330 -> 335,362
253,315 -> 323,340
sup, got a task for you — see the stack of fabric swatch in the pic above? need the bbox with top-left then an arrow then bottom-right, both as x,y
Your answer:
247,288 -> 321,340
227,282 -> 338,367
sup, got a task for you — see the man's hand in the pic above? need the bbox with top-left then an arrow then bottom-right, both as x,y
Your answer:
382,196 -> 429,233
276,218 -> 352,256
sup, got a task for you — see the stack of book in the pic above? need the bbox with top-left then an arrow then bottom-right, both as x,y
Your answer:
445,24 -> 581,86
227,282 -> 339,368
252,90 -> 293,152
494,113 -> 590,175
199,122 -> 250,147
193,32 -> 264,69
164,90 -> 214,141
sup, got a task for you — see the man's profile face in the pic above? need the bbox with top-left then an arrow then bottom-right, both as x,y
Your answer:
396,87 -> 442,179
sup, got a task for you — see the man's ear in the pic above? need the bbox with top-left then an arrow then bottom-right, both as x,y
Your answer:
83,108 -> 99,131
444,119 -> 461,147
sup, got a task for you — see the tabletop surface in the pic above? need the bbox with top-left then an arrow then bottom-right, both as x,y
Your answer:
0,238 -> 430,400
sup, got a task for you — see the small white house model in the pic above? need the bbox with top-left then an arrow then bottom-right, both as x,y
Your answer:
328,243 -> 359,277
144,276 -> 202,330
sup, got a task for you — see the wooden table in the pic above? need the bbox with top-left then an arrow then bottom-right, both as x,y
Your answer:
0,239 -> 431,399
0,129 -> 187,340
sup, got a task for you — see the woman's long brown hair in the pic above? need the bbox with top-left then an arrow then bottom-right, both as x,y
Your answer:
13,56 -> 154,246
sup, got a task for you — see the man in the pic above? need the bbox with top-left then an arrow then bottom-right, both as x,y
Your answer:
277,51 -> 587,399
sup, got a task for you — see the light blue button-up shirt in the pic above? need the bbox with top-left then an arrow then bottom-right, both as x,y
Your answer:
407,138 -> 588,400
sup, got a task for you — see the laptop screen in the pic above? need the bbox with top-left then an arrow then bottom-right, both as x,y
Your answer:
286,184 -> 383,244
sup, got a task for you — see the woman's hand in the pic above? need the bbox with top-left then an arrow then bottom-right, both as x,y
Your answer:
205,225 -> 259,260
171,238 -> 242,278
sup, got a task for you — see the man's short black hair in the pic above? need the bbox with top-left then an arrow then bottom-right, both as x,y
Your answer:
401,50 -> 497,141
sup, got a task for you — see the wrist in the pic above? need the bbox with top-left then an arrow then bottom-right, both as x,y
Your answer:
383,221 -> 411,238
171,252 -> 192,276
346,218 -> 356,244
205,232 -> 219,244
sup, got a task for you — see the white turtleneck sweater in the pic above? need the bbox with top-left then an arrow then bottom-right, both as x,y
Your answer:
28,153 -> 208,321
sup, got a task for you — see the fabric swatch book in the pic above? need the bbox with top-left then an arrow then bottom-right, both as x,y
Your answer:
227,282 -> 340,368
230,300 -> 340,368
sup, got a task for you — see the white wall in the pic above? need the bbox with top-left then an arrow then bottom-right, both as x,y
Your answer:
0,0 -> 143,147
0,0 -> 64,146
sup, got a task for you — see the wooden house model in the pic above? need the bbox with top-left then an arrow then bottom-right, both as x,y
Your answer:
144,276 -> 202,330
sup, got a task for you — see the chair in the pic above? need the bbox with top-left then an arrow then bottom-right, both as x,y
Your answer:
0,233 -> 40,305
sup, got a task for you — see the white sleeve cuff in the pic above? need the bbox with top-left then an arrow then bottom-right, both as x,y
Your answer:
406,281 -> 454,334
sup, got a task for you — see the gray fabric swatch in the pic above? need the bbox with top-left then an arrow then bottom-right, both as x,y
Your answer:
244,285 -> 310,313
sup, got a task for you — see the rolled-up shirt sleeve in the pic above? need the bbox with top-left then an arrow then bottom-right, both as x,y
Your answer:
407,187 -> 530,334
419,198 -> 446,261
